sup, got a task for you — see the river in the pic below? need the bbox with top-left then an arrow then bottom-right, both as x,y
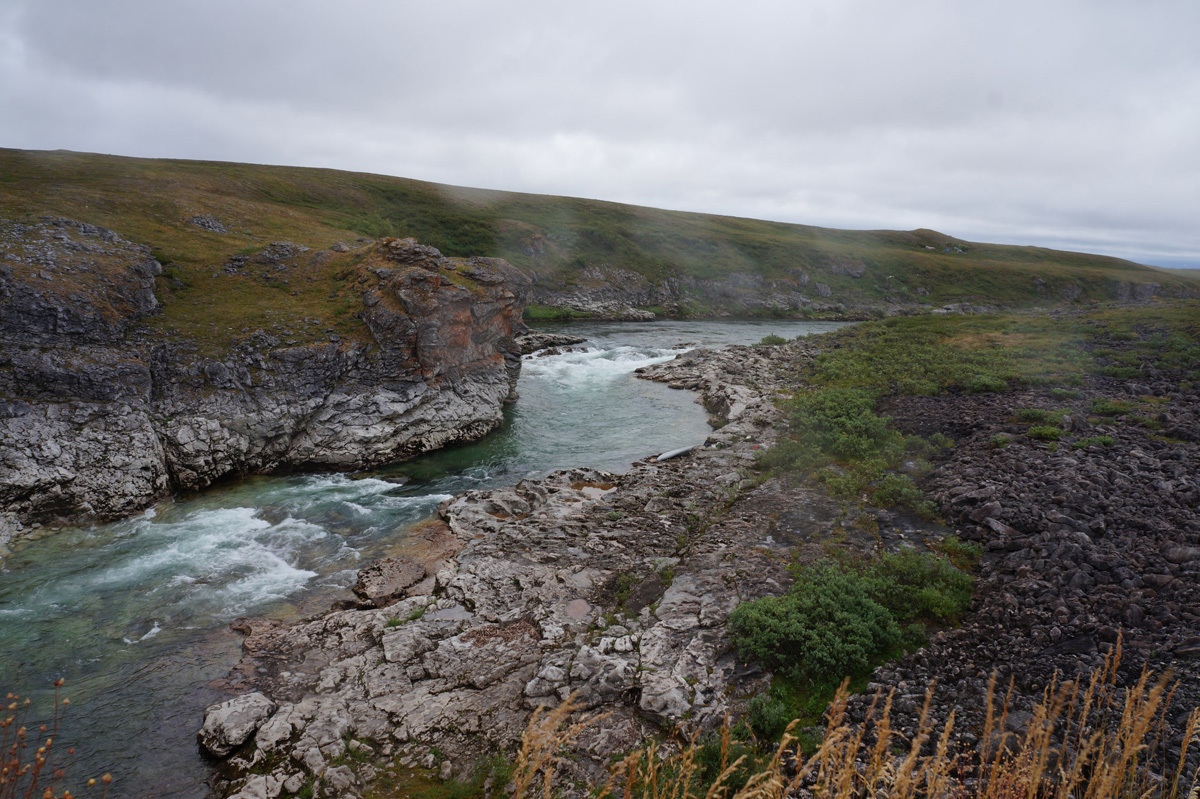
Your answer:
0,318 -> 843,797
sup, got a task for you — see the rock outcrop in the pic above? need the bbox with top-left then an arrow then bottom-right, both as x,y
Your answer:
0,224 -> 530,548
530,264 -> 851,319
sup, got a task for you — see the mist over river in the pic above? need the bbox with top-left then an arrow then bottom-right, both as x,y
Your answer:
0,319 -> 843,797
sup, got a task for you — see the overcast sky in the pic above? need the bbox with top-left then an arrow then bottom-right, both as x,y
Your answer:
2,1 -> 1198,268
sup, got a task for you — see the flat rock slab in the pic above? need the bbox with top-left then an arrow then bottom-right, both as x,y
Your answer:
352,557 -> 427,608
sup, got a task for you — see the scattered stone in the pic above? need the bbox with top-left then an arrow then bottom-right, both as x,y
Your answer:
184,214 -> 229,234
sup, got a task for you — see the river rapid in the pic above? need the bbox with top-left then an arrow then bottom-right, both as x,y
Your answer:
0,319 -> 842,797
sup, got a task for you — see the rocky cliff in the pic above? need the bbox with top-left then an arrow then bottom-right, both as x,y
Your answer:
0,221 -> 530,548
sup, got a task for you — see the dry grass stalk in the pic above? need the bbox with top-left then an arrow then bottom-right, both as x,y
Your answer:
0,682 -> 109,799
520,644 -> 1197,799
510,694 -> 609,799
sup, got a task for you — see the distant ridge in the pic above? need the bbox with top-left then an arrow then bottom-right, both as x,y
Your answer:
1,147 -> 1195,335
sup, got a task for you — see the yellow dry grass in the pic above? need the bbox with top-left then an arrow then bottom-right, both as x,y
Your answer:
509,642 -> 1198,799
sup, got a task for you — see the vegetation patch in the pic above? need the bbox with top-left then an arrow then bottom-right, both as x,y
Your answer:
728,551 -> 973,738
1026,425 -> 1062,441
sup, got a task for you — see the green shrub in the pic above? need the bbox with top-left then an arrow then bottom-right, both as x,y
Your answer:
1091,398 -> 1132,416
862,549 -> 974,624
787,388 -> 902,463
1051,387 -> 1081,400
990,433 -> 1013,448
757,334 -> 788,346
936,536 -> 984,570
816,466 -> 871,500
927,432 -> 954,449
1015,408 -> 1055,423
729,552 -> 974,692
728,563 -> 902,684
1073,435 -> 1115,449
756,439 -> 823,473
746,690 -> 797,741
1027,425 -> 1062,441
871,473 -> 923,507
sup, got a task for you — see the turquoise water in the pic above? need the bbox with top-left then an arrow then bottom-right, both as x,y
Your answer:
0,319 -> 842,797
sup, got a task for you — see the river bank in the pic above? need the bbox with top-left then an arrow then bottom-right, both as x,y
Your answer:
201,303 -> 1200,798
1,319 -> 841,798
201,330 -> 953,797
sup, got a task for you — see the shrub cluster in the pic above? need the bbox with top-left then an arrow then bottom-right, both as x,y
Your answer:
728,551 -> 973,689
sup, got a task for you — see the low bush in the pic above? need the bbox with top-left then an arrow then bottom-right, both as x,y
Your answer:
1027,425 -> 1062,441
862,549 -> 974,624
757,334 -> 788,346
728,562 -> 902,685
1015,407 -> 1056,423
870,474 -> 937,519
728,552 -> 973,691
787,388 -> 903,463
1091,398 -> 1132,416
935,535 -> 984,570
1074,435 -> 1115,449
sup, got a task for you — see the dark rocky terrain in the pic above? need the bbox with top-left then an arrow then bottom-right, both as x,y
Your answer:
0,222 -> 530,549
856,339 -> 1200,762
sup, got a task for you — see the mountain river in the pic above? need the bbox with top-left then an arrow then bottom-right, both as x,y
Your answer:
0,319 -> 844,797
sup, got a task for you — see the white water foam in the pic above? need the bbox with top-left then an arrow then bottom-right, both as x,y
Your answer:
521,345 -> 683,387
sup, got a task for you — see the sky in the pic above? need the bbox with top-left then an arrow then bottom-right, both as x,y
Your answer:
2,0 -> 1198,268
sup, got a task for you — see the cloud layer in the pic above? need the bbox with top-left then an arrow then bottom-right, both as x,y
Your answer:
3,0 -> 1198,267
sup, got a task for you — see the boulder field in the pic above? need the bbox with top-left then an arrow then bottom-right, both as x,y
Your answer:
0,221 -> 531,549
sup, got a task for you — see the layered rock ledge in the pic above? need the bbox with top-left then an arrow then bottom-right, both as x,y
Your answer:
0,223 -> 530,548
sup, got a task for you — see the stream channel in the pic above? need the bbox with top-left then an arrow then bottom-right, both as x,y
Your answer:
0,319 -> 843,797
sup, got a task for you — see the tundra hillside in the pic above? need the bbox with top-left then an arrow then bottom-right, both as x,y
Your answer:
2,148 -> 1195,329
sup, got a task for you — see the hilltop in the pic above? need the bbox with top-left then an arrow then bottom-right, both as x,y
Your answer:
2,148 -> 1195,341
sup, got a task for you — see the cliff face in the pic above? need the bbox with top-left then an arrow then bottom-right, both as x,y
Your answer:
0,222 -> 530,547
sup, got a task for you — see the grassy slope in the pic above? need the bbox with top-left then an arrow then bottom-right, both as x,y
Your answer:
1,148 -> 1195,344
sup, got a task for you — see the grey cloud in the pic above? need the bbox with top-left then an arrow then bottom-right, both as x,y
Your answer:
1,0 -> 1198,267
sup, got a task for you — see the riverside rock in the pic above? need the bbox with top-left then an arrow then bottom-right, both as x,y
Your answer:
0,222 -> 531,548
352,557 -> 427,608
199,692 -> 277,757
